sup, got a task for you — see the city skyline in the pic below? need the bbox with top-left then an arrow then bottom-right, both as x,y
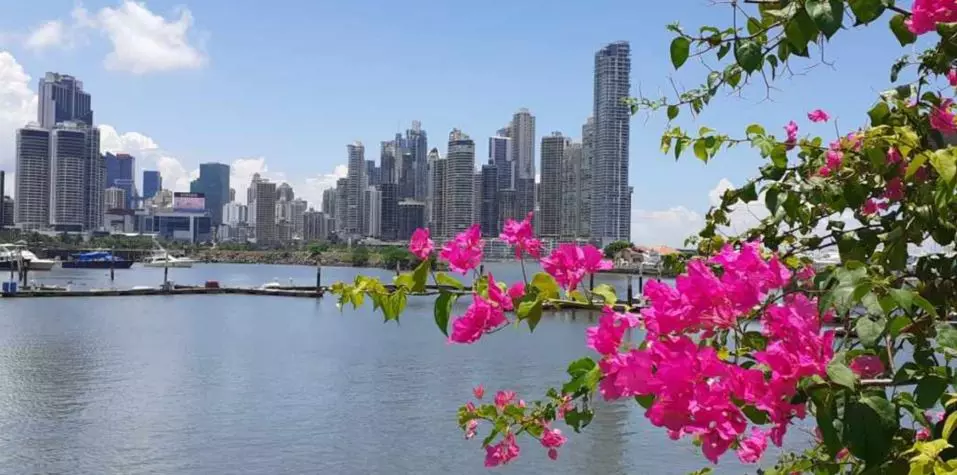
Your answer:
0,1 -> 905,246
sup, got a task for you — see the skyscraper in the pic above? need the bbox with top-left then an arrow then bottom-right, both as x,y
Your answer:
190,162 -> 230,227
380,140 -> 397,185
480,161 -> 498,236
592,41 -> 632,244
364,186 -> 382,238
561,141 -> 585,238
540,132 -> 569,237
105,152 -> 135,208
445,129 -> 475,237
398,200 -> 425,241
578,117 -> 595,237
406,121 -> 429,201
105,187 -> 127,210
334,177 -> 347,235
251,179 -> 277,245
276,182 -> 295,202
510,109 -> 536,221
321,187 -> 337,220
247,173 -> 261,205
346,142 -> 366,236
38,72 -> 93,128
143,170 -> 162,200
428,148 -> 448,237
15,126 -> 51,229
378,182 -> 398,241
50,126 -> 89,230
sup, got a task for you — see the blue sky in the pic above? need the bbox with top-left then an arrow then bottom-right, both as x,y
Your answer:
0,0 -> 910,245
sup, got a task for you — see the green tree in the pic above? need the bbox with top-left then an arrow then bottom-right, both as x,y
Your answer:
602,240 -> 632,259
351,246 -> 370,267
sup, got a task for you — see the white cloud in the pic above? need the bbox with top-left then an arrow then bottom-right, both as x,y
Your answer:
95,2 -> 206,74
0,51 -> 40,196
302,164 -> 348,209
99,124 -> 196,192
24,21 -> 68,51
631,206 -> 703,248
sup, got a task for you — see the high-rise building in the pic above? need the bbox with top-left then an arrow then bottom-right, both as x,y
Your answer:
364,186 -> 382,238
50,126 -> 91,231
380,140 -> 397,185
84,128 -> 104,231
445,129 -> 475,237
290,198 -> 308,237
1,197 -> 12,227
105,187 -> 127,210
365,160 -> 381,187
561,141 -> 585,238
303,209 -> 329,241
398,150 -> 416,199
153,189 -> 174,209
247,173 -> 261,205
15,126 -> 51,229
334,177 -> 348,236
229,188 -> 236,203
346,142 -> 366,236
489,135 -> 514,192
105,152 -> 136,209
276,182 -> 295,202
38,72 -> 93,128
480,161 -> 498,236
540,132 -> 568,237
222,201 -> 248,225
190,162 -> 230,227
406,121 -> 429,201
251,179 -> 277,244
378,182 -> 398,241
510,108 -> 536,220
428,148 -> 448,237
579,117 -> 595,237
321,187 -> 337,220
142,170 -> 162,200
397,200 -> 425,241
592,41 -> 632,244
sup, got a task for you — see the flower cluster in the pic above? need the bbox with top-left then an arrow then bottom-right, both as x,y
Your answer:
409,228 -> 434,260
930,98 -> 956,134
588,243 -> 835,464
500,212 -> 543,259
541,244 -> 612,291
439,224 -> 485,274
907,0 -> 957,35
783,120 -> 798,150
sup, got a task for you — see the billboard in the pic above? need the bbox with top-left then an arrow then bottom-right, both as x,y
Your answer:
173,192 -> 206,212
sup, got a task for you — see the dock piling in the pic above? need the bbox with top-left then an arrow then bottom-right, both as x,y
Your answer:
627,275 -> 633,306
163,265 -> 169,291
316,261 -> 322,296
110,247 -> 115,283
589,273 -> 595,292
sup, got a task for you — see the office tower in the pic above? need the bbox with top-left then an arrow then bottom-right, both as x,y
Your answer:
105,152 -> 136,209
190,162 -> 230,226
428,148 -> 448,237
480,161 -> 498,236
539,132 -> 568,237
592,41 -> 632,243
303,209 -> 328,241
365,160 -> 382,187
1,197 -> 12,227
489,136 -> 514,191
142,170 -> 162,200
290,198 -> 308,237
229,188 -> 236,202
579,117 -> 595,237
105,187 -> 127,210
398,150 -> 416,199
50,126 -> 90,230
247,173 -> 261,205
397,200 -> 425,241
38,72 -> 93,128
276,182 -> 295,202
15,126 -> 51,229
378,182 -> 398,241
334,177 -> 347,235
445,129 -> 475,237
251,179 -> 277,244
346,142 -> 366,236
510,108 -> 536,220
364,186 -> 382,238
321,187 -> 337,219
223,202 -> 248,225
473,172 -> 481,226
561,141 -> 585,238
406,121 -> 428,201
380,140 -> 397,185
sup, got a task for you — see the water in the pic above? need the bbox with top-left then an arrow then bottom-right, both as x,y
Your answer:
0,263 -> 802,474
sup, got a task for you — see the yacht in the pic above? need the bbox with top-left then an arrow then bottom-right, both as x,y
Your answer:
143,252 -> 196,268
62,251 -> 134,269
0,243 -> 56,271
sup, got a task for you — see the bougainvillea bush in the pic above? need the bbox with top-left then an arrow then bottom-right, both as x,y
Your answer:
331,1 -> 957,473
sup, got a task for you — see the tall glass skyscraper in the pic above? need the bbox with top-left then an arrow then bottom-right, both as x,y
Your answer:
591,41 -> 632,244
105,152 -> 136,209
38,72 -> 93,128
190,162 -> 230,226
143,170 -> 162,200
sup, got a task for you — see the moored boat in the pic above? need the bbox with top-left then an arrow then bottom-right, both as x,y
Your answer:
0,243 -> 56,271
61,251 -> 134,269
143,252 -> 196,268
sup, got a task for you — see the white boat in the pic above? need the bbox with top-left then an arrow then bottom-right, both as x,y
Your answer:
143,252 -> 196,268
0,243 -> 56,271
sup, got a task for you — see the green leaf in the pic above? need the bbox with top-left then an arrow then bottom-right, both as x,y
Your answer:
937,324 -> 957,355
434,292 -> 457,336
567,357 -> 597,378
855,317 -> 883,348
742,405 -> 770,425
435,272 -> 464,290
394,273 -> 415,290
848,0 -> 885,25
693,139 -> 708,162
670,37 -> 690,69
569,290 -> 588,303
889,14 -> 916,46
907,153 -> 930,179
742,331 -> 768,351
381,290 -> 408,322
667,105 -> 679,120
843,399 -> 895,466
867,101 -> 890,126
944,412 -> 957,439
811,390 -> 843,456
914,295 -> 938,318
518,298 -> 544,332
411,258 -> 430,292
888,288 -> 914,313
592,284 -> 618,305
765,187 -> 780,214
745,124 -> 766,137
770,145 -> 788,169
784,10 -> 812,53
563,407 -> 594,433
932,150 -> 957,185
531,272 -> 560,299
734,39 -> 763,73
860,395 -> 897,428
806,0 -> 844,38
827,359 -> 858,389
635,394 -> 655,409
916,376 -> 948,409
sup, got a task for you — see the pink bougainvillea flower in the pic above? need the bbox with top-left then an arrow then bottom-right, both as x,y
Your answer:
500,212 -> 543,259
949,69 -> 957,87
449,296 -> 507,344
861,198 -> 888,216
507,282 -> 525,301
817,166 -> 831,177
849,355 -> 885,378
927,410 -> 946,423
465,420 -> 478,440
541,244 -> 612,291
473,384 -> 485,400
907,0 -> 957,35
494,390 -> 516,409
486,273 -> 513,311
547,448 -> 559,460
736,428 -> 769,464
796,265 -> 815,283
784,120 -> 798,149
408,228 -> 434,260
586,306 -> 640,356
465,401 -> 476,412
807,109 -> 830,123
484,433 -> 521,467
887,147 -> 908,176
556,394 -> 573,420
884,177 -> 904,202
540,425 -> 567,461
917,427 -> 932,441
439,224 -> 485,274
931,98 -> 957,134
